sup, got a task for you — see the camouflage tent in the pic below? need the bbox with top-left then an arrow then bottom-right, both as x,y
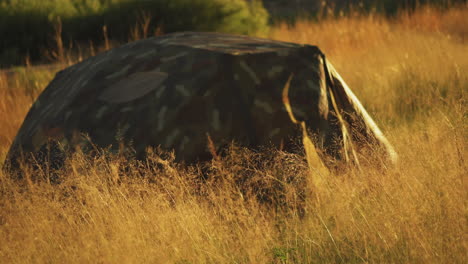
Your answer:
4,32 -> 397,171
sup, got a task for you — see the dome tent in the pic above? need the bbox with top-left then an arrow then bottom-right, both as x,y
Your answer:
4,32 -> 397,172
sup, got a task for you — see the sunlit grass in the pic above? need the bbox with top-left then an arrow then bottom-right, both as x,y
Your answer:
0,5 -> 466,263
270,5 -> 467,124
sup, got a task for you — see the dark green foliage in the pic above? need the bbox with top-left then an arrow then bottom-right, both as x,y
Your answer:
0,0 -> 269,66
265,0 -> 466,22
358,0 -> 466,15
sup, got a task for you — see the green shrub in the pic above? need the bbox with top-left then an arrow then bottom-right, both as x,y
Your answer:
0,0 -> 269,66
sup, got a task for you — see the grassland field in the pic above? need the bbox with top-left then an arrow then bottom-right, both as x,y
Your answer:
0,4 -> 467,263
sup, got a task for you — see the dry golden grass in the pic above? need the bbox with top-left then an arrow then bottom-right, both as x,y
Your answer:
0,5 -> 467,263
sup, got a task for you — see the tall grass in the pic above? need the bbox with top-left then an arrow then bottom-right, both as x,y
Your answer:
0,5 -> 467,263
271,5 -> 467,124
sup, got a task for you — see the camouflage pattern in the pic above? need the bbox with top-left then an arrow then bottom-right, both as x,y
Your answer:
3,32 -> 397,171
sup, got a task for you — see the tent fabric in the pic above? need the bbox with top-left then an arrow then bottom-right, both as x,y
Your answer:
4,32 -> 396,171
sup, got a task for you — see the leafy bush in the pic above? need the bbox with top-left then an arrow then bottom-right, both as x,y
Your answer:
0,0 -> 269,66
